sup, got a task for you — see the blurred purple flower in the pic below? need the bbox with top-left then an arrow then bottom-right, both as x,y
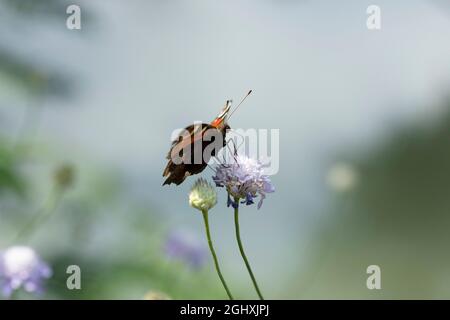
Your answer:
163,230 -> 207,269
0,246 -> 52,298
213,155 -> 275,209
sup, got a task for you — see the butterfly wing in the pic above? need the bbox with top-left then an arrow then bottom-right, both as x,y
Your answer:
163,123 -> 225,185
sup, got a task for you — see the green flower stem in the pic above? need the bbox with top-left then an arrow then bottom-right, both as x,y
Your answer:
201,209 -> 234,300
233,199 -> 264,300
13,186 -> 64,243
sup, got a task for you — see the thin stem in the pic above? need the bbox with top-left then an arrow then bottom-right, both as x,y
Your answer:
13,186 -> 64,243
14,96 -> 44,151
233,200 -> 264,300
201,210 -> 234,300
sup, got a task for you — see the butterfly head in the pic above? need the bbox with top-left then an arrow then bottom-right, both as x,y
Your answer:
211,100 -> 232,130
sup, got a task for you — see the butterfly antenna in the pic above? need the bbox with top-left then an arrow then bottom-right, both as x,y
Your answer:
226,90 -> 252,121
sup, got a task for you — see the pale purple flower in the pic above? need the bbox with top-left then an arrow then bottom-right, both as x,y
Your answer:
0,246 -> 52,298
213,155 -> 275,209
163,229 -> 207,269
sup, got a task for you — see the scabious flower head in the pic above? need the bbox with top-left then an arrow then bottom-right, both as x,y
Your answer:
163,229 -> 208,269
213,155 -> 275,209
0,246 -> 52,298
189,178 -> 217,212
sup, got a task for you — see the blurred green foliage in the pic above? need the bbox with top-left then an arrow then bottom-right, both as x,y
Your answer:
292,103 -> 450,299
0,1 -> 229,300
0,50 -> 71,98
0,140 -> 25,197
2,0 -> 69,16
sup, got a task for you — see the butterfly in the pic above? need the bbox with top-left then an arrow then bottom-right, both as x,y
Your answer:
162,90 -> 252,186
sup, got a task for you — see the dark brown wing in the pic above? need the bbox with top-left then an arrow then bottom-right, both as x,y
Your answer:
162,123 -> 227,186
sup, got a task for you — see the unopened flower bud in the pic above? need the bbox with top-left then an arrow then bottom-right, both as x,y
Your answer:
54,164 -> 75,189
189,178 -> 217,212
